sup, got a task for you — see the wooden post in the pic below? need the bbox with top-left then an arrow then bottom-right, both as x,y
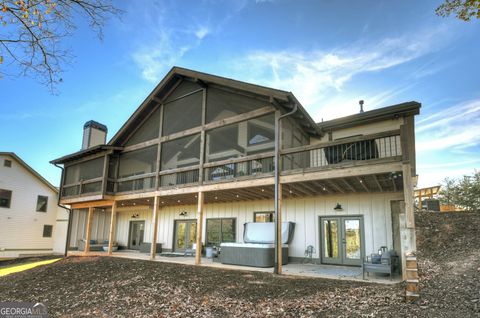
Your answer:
195,191 -> 204,265
403,163 -> 415,229
107,202 -> 117,255
277,183 -> 283,274
417,190 -> 422,210
84,207 -> 94,254
150,196 -> 159,260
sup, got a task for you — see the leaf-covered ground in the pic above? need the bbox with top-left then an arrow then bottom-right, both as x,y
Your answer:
0,212 -> 479,317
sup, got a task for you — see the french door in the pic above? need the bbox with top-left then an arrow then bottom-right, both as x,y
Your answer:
174,220 -> 197,252
320,216 -> 364,266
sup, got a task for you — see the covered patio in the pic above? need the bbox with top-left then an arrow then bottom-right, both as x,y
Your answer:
67,250 -> 401,284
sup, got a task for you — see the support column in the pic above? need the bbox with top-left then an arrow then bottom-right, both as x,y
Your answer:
402,163 -> 415,229
107,202 -> 117,255
150,196 -> 159,260
276,183 -> 283,274
84,207 -> 94,254
195,191 -> 204,265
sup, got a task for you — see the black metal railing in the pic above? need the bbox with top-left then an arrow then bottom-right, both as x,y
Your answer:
204,156 -> 274,182
160,168 -> 200,187
281,134 -> 401,172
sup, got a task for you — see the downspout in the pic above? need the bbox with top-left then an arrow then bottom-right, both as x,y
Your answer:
53,163 -> 72,257
274,103 -> 298,274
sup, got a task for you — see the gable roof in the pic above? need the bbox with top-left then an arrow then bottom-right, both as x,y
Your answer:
109,66 -> 321,146
0,152 -> 58,193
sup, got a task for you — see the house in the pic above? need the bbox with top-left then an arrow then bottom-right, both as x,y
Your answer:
0,152 -> 68,259
50,67 -> 419,287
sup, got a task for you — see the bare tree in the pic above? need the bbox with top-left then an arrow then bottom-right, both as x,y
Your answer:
0,0 -> 121,92
436,0 -> 480,21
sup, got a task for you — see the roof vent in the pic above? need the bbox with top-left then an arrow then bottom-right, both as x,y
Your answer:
359,100 -> 365,113
82,120 -> 107,150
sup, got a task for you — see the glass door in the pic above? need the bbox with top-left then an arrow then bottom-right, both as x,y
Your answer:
174,220 -> 197,252
320,216 -> 363,266
320,217 -> 341,264
128,221 -> 145,250
342,217 -> 363,266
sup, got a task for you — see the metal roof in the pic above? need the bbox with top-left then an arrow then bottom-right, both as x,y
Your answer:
317,101 -> 421,131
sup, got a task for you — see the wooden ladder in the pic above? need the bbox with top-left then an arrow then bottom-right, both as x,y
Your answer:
405,255 -> 420,301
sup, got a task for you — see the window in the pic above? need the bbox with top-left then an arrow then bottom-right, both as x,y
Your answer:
43,225 -> 53,238
4,159 -> 12,167
36,195 -> 48,212
206,218 -> 236,247
0,189 -> 12,208
254,211 -> 274,222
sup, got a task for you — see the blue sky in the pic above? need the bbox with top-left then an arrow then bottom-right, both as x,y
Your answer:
1,0 -> 479,188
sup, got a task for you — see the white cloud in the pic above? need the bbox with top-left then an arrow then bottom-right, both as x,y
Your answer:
416,99 -> 480,152
132,29 -> 191,82
194,26 -> 210,40
231,25 -> 449,121
128,4 -> 211,83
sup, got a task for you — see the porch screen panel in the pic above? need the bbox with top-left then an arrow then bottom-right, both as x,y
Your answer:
117,146 -> 157,192
206,86 -> 269,123
161,134 -> 200,170
63,157 -> 105,196
205,113 -> 275,163
281,119 -> 310,170
65,157 -> 104,184
165,80 -> 202,102
125,106 -> 160,146
162,84 -> 202,136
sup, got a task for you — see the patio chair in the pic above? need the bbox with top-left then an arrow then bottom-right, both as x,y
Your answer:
302,245 -> 317,264
363,253 -> 395,280
184,243 -> 197,257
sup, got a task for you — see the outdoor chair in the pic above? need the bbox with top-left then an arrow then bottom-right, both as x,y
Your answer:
184,243 -> 197,257
362,253 -> 396,280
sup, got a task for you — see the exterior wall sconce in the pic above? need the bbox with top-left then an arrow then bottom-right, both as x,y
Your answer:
334,203 -> 343,211
179,211 -> 188,217
131,213 -> 139,219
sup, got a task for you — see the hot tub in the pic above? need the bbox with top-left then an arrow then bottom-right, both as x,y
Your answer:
219,222 -> 295,267
219,243 -> 289,267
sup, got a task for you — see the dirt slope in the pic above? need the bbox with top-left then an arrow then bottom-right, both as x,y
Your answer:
0,212 -> 478,317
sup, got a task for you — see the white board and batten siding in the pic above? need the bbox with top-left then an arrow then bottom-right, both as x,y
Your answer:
106,192 -> 402,258
0,153 -> 67,258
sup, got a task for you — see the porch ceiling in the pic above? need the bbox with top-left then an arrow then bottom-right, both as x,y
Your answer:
283,171 -> 403,198
115,171 -> 403,208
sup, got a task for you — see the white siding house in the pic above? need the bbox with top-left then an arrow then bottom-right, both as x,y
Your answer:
0,152 -> 68,259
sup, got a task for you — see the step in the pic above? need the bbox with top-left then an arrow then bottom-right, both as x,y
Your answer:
406,269 -> 419,279
406,259 -> 418,269
406,279 -> 419,284
405,290 -> 420,302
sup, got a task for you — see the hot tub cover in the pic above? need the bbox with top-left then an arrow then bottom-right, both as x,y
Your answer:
243,222 -> 295,244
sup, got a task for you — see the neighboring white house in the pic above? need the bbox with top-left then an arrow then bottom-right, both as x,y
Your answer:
0,152 -> 68,259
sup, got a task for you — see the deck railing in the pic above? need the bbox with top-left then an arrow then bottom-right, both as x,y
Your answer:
281,131 -> 401,172
204,154 -> 274,182
61,131 -> 402,198
159,167 -> 200,187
